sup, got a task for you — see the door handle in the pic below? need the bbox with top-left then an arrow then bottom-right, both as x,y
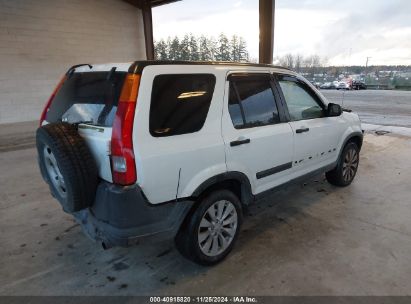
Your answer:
296,127 -> 309,134
230,138 -> 250,147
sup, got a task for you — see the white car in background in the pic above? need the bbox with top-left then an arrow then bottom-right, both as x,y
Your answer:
337,81 -> 351,90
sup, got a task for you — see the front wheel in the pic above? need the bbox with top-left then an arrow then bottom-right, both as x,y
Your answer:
326,141 -> 360,187
175,190 -> 242,265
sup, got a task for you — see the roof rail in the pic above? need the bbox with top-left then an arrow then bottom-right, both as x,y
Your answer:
128,60 -> 291,74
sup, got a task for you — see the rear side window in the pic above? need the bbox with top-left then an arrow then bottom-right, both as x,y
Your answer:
228,74 -> 280,129
150,74 -> 216,137
46,71 -> 127,127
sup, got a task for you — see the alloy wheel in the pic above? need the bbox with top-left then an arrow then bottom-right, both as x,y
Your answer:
43,146 -> 67,198
342,147 -> 359,182
198,200 -> 238,257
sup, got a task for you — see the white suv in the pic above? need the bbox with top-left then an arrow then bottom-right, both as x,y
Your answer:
36,61 -> 363,265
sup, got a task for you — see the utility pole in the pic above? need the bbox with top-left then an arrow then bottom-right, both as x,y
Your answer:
365,56 -> 371,82
365,56 -> 371,70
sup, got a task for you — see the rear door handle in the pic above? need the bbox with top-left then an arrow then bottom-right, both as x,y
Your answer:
230,138 -> 250,147
296,127 -> 309,134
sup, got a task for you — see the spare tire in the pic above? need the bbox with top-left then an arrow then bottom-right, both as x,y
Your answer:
36,123 -> 98,213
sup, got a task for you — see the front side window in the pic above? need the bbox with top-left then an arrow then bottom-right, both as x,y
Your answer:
278,77 -> 324,121
228,75 -> 280,129
150,74 -> 216,137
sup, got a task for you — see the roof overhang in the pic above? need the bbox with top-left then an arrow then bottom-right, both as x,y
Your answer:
123,0 -> 180,9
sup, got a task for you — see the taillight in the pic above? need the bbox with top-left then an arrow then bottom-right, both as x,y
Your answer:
111,74 -> 140,185
39,75 -> 67,126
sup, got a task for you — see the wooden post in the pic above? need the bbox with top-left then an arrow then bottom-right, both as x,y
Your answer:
259,0 -> 275,64
142,0 -> 154,60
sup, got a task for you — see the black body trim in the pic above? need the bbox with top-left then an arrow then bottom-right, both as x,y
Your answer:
256,162 -> 292,179
129,60 -> 290,74
74,181 -> 194,248
339,132 -> 364,156
254,162 -> 337,201
191,171 -> 253,205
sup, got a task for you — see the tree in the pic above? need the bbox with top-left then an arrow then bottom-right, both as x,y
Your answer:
156,33 -> 250,62
188,34 -> 199,61
179,34 -> 191,60
168,36 -> 180,60
284,53 -> 294,69
199,35 -> 214,61
154,39 -> 168,60
295,54 -> 303,72
215,33 -> 231,61
238,37 -> 249,62
230,35 -> 240,61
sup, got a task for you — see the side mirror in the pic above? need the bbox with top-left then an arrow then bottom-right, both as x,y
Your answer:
327,103 -> 342,117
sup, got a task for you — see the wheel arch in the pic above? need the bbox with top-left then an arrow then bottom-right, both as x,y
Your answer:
346,133 -> 363,150
338,131 -> 363,160
191,171 -> 253,206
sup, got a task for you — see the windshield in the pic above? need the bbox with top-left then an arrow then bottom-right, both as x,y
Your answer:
46,71 -> 127,127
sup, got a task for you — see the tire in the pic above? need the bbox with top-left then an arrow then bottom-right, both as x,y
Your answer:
36,123 -> 98,213
175,190 -> 243,266
326,141 -> 359,187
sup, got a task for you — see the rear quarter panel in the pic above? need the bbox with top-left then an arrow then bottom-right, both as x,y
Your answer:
133,65 -> 228,204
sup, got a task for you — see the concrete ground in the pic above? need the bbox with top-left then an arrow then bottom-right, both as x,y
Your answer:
1,133 -> 411,296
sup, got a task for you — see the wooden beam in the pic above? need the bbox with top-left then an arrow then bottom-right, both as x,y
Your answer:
259,0 -> 275,64
123,0 -> 144,9
123,0 -> 180,9
142,0 -> 155,60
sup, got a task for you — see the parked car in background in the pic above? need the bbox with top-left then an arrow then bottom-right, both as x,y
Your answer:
337,81 -> 351,90
320,82 -> 337,89
36,61 -> 363,265
352,80 -> 367,90
310,81 -> 321,89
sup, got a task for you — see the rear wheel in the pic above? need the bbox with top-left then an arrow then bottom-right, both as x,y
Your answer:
326,141 -> 359,187
175,190 -> 242,265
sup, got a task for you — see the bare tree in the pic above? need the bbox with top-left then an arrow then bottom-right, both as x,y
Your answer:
295,54 -> 303,72
284,53 -> 294,69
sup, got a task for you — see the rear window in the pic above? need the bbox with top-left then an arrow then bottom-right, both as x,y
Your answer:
46,71 -> 127,127
149,74 -> 216,137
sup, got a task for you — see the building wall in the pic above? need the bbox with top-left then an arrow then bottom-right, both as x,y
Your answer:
0,0 -> 146,123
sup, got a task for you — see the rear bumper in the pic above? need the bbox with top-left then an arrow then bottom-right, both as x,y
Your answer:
73,181 -> 194,248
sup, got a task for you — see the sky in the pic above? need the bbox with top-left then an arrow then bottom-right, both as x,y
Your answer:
152,0 -> 411,66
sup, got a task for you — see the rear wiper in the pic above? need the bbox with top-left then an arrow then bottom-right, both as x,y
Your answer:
106,66 -> 117,81
66,64 -> 93,78
74,120 -> 94,125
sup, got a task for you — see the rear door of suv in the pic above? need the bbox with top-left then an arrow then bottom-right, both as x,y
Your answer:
222,72 -> 294,195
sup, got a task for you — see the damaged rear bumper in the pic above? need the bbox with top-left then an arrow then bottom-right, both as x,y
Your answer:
73,181 -> 194,248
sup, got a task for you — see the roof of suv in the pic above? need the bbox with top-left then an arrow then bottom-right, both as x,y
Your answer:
128,60 -> 291,74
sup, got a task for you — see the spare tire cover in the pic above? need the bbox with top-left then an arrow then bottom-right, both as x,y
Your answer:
36,123 -> 98,213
